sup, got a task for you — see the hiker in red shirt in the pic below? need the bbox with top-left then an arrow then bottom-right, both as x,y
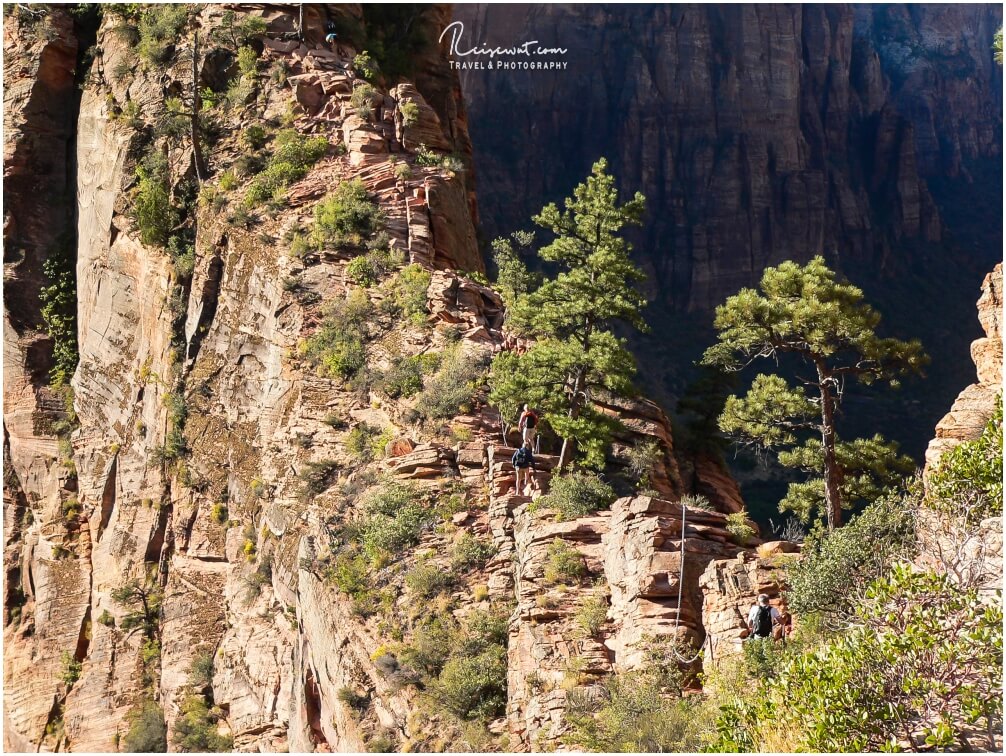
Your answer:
518,404 -> 539,448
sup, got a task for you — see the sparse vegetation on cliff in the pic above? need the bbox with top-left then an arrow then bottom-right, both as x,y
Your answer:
39,238 -> 79,388
310,179 -> 385,248
122,698 -> 167,753
244,129 -> 328,207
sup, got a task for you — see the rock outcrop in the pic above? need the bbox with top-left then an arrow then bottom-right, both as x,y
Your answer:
698,548 -> 795,674
924,263 -> 1003,472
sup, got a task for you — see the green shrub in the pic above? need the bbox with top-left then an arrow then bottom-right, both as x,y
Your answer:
414,143 -> 442,167
141,637 -> 161,669
400,100 -> 420,127
210,503 -> 228,525
311,180 -> 384,248
346,422 -> 379,463
414,143 -> 465,173
565,669 -> 713,752
451,532 -> 495,572
380,263 -> 430,324
358,482 -> 428,559
399,611 -> 457,677
361,505 -> 428,560
39,241 -> 78,388
574,594 -> 608,637
350,83 -> 380,119
366,730 -> 396,753
137,4 -> 188,65
538,471 -> 615,521
430,645 -> 507,721
413,348 -> 487,421
123,699 -> 167,753
61,496 -> 81,521
380,352 -> 440,399
346,255 -> 377,287
680,493 -> 715,511
353,51 -> 377,80
160,391 -> 188,461
168,236 -> 195,279
337,686 -> 369,710
393,161 -> 413,181
134,151 -> 178,247
60,651 -> 82,686
299,459 -> 340,497
236,45 -> 258,77
210,9 -> 267,48
244,129 -> 328,206
240,124 -> 268,150
301,289 -> 374,380
173,694 -> 232,752
543,539 -> 586,585
725,511 -> 756,546
405,562 -> 455,599
620,440 -> 662,489
244,554 -> 273,600
346,246 -> 400,287
786,490 -> 916,625
289,232 -> 312,259
218,170 -> 239,191
926,398 -> 1002,523
97,609 -> 115,627
323,412 -> 349,430
328,551 -> 369,591
710,566 -> 1003,752
189,652 -> 214,690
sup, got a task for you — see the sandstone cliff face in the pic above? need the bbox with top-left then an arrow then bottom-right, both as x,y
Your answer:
3,5 -> 751,752
456,3 -> 1002,311
3,9 -> 87,751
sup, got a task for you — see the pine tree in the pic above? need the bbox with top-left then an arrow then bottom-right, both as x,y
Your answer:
702,256 -> 928,529
489,159 -> 648,470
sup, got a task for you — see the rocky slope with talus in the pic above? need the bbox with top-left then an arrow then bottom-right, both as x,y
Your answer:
3,5 -> 754,752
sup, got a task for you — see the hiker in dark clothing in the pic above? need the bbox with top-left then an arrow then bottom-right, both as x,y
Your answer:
511,441 -> 536,495
747,593 -> 782,640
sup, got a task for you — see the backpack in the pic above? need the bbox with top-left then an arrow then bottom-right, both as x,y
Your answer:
752,605 -> 773,638
513,447 -> 531,468
524,411 -> 537,429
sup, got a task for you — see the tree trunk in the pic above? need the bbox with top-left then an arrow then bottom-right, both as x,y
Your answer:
190,33 -> 206,183
818,375 -> 842,530
557,368 -> 586,471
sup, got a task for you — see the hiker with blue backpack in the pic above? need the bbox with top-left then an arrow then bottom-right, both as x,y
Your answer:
511,441 -> 537,496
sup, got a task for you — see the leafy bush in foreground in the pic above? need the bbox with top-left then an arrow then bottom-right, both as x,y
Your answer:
711,566 -> 1003,753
